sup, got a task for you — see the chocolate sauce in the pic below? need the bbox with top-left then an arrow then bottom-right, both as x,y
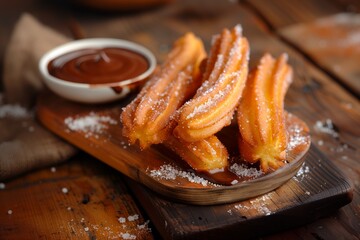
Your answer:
48,48 -> 149,85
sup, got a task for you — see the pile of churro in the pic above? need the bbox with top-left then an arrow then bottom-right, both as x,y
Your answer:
120,24 -> 293,176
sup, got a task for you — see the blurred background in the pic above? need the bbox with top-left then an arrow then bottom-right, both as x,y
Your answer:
0,0 -> 173,91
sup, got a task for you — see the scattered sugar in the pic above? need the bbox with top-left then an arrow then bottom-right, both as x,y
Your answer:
0,183 -> 5,189
234,193 -> 273,216
62,187 -> 69,194
118,217 -> 126,223
50,167 -> 56,173
148,164 -> 218,187
229,163 -> 263,178
84,227 -> 89,232
317,140 -> 324,146
120,232 -> 136,239
293,163 -> 310,182
67,207 -> 72,211
0,103 -> 31,118
8,210 -> 13,215
64,112 -> 117,138
137,220 -> 151,231
314,119 -> 339,138
128,215 -> 139,222
287,122 -> 310,151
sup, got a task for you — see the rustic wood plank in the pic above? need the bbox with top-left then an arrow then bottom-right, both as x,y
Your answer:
243,0 -> 342,29
0,154 -> 154,239
279,13 -> 360,96
243,0 -> 360,97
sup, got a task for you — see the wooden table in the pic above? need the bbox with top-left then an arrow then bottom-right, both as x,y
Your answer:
0,0 -> 359,239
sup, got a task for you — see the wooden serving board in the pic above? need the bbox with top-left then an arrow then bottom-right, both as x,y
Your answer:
37,89 -> 311,204
37,91 -> 353,239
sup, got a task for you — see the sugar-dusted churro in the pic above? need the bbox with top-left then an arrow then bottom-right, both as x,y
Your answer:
121,33 -> 206,149
164,135 -> 229,172
174,25 -> 249,142
237,53 -> 293,173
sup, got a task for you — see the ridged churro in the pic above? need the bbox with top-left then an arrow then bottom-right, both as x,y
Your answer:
164,135 -> 229,172
237,53 -> 293,173
174,25 -> 249,142
121,33 -> 206,149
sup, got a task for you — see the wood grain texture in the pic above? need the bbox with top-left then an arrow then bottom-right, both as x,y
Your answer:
243,0 -> 360,96
0,154 -> 154,240
244,0 -> 343,29
279,13 -> 360,96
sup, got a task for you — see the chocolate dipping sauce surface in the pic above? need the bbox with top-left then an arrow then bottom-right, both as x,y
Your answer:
48,48 -> 149,85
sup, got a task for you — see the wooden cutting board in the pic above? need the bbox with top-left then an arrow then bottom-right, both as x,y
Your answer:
36,91 -> 353,239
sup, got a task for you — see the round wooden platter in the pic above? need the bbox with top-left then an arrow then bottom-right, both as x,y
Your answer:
37,91 -> 311,205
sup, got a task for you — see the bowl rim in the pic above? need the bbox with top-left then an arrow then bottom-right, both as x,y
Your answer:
39,38 -> 157,89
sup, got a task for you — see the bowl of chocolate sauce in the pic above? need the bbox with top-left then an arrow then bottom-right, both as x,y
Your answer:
39,38 -> 156,103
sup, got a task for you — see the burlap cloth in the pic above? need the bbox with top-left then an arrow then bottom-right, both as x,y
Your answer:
0,13 -> 78,180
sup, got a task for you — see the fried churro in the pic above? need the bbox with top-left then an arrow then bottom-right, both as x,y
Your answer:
174,25 -> 249,142
121,33 -> 206,149
237,53 -> 293,173
164,135 -> 229,172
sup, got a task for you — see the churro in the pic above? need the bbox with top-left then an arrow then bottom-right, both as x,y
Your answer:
164,135 -> 229,172
237,53 -> 293,173
174,25 -> 249,142
121,33 -> 206,149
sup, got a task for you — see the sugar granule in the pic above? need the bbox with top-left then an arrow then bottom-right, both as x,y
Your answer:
0,183 -> 5,189
128,214 -> 139,221
8,210 -> 13,215
50,167 -> 56,173
62,187 -> 69,194
137,220 -> 151,232
120,232 -> 136,240
84,227 -> 89,232
118,217 -> 126,223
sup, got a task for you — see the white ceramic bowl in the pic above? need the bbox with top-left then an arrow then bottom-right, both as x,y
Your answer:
39,38 -> 156,103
